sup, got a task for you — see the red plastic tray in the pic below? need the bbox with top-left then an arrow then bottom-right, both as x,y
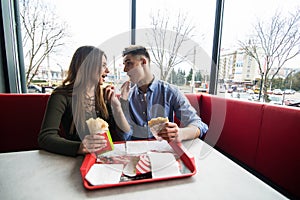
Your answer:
80,141 -> 196,190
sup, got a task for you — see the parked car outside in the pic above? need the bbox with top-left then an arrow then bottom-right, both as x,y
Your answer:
268,95 -> 283,105
284,98 -> 298,106
27,85 -> 42,93
237,87 -> 245,92
231,92 -> 254,101
283,89 -> 296,94
246,89 -> 254,94
227,88 -> 233,93
272,89 -> 283,95
254,88 -> 260,94
286,99 -> 300,107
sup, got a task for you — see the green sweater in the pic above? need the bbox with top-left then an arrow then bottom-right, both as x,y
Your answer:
38,93 -> 121,157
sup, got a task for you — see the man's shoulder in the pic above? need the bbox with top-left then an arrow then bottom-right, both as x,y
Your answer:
155,79 -> 177,89
151,80 -> 186,100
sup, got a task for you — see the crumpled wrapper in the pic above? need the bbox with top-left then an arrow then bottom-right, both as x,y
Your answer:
86,117 -> 114,154
148,117 -> 169,141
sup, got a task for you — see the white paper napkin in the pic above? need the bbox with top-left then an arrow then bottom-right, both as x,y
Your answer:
85,164 -> 123,185
147,152 -> 180,178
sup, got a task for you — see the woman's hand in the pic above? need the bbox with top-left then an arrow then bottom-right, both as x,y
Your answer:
157,122 -> 181,143
103,83 -> 131,133
104,85 -> 121,108
78,134 -> 107,154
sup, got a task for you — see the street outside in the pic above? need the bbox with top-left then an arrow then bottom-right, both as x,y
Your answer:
178,85 -> 300,107
27,83 -> 300,107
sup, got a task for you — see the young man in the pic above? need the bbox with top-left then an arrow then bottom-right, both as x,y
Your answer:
119,45 -> 208,142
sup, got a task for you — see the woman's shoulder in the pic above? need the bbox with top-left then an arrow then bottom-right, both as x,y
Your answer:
50,86 -> 72,102
52,85 -> 72,95
53,85 -> 66,92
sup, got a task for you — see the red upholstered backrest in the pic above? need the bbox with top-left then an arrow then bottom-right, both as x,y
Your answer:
0,94 -> 50,152
200,94 -> 264,168
217,99 -> 264,168
184,93 -> 202,114
255,104 -> 300,198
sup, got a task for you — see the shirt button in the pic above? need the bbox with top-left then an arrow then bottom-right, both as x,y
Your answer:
142,111 -> 146,115
143,124 -> 147,127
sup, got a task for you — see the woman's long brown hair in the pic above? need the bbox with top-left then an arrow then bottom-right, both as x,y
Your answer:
54,46 -> 108,135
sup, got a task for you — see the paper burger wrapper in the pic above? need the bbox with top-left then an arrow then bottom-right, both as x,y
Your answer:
86,117 -> 114,154
86,117 -> 109,134
148,117 -> 169,141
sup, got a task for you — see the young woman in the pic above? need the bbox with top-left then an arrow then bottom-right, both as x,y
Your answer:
38,46 -> 129,156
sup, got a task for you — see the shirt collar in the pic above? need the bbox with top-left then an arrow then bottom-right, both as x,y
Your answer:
136,75 -> 158,94
148,77 -> 159,92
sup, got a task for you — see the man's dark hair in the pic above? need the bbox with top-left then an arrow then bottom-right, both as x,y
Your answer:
122,45 -> 150,62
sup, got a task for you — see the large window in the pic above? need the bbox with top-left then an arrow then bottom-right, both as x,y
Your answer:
17,0 -> 218,95
135,0 -> 216,94
2,0 -> 299,108
18,0 -> 130,90
220,0 -> 300,105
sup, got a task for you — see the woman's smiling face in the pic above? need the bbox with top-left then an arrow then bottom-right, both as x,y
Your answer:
98,55 -> 109,85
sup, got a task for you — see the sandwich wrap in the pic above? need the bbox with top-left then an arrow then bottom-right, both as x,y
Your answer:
86,117 -> 114,154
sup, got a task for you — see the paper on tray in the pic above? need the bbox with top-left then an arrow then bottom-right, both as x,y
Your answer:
147,152 -> 180,178
126,140 -> 174,154
85,164 -> 123,185
98,143 -> 126,157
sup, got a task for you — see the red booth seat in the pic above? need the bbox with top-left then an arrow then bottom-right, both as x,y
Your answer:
255,104 -> 300,198
0,93 -> 299,198
198,94 -> 264,169
0,94 -> 50,152
191,94 -> 300,199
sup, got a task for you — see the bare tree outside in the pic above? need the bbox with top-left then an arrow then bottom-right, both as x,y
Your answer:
19,0 -> 68,86
240,9 -> 300,100
146,10 -> 199,81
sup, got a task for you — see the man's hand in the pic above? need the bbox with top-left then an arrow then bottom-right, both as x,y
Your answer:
157,122 -> 180,142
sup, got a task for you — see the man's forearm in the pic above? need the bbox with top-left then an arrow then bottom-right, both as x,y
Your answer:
178,125 -> 200,141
